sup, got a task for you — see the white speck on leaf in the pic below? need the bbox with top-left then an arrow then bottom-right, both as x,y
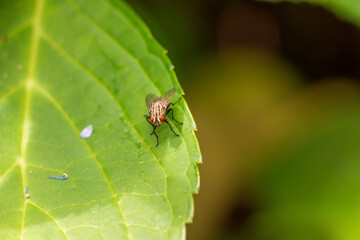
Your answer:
80,124 -> 93,139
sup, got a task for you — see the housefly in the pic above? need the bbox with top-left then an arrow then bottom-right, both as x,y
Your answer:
145,88 -> 183,147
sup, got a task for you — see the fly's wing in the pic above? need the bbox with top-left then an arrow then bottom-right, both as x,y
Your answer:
145,93 -> 158,110
160,88 -> 177,106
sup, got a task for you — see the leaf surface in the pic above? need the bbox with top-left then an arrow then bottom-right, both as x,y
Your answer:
0,0 -> 201,239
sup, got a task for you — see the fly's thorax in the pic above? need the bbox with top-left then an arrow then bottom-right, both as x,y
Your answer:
151,100 -> 167,116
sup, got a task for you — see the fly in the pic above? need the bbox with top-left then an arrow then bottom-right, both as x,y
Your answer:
145,88 -> 183,147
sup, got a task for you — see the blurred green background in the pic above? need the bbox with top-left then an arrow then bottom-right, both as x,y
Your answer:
129,0 -> 360,239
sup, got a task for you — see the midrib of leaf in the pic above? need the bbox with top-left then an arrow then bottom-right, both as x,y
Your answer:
19,0 -> 44,238
16,0 -> 78,239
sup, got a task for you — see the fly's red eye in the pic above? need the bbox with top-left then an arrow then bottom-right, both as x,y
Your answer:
159,115 -> 165,122
150,116 -> 155,123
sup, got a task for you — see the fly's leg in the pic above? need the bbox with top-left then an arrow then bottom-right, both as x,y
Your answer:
153,131 -> 159,147
164,119 -> 179,137
166,108 -> 183,124
150,125 -> 159,147
145,115 -> 159,147
167,97 -> 183,124
145,115 -> 153,126
167,97 -> 181,108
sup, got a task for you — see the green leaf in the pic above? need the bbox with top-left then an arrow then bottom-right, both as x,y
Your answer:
0,0 -> 201,239
262,0 -> 360,27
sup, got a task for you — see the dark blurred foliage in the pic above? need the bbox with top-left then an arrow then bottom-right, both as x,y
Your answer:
128,0 -> 360,239
130,0 -> 360,81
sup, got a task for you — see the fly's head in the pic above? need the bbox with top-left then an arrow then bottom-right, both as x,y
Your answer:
150,114 -> 165,126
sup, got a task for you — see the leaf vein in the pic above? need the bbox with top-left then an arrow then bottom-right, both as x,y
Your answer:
0,81 -> 25,105
20,0 -> 45,237
0,20 -> 32,47
33,83 -> 131,239
28,201 -> 69,240
0,162 -> 19,183
127,223 -> 167,232
66,0 -> 154,89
